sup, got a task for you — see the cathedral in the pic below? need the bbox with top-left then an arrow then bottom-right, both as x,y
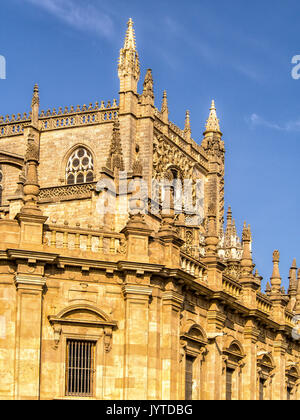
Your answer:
0,19 -> 299,400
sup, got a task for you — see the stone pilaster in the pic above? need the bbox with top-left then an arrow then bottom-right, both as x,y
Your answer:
14,275 -> 46,400
205,300 -> 226,400
122,284 -> 152,400
272,332 -> 287,400
161,288 -> 184,400
242,319 -> 260,399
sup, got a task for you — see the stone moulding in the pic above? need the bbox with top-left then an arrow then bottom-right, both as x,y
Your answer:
48,303 -> 118,351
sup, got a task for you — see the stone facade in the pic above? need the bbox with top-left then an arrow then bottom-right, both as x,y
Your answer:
0,19 -> 299,401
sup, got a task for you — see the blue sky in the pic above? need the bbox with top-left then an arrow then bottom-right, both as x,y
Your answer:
0,0 -> 299,290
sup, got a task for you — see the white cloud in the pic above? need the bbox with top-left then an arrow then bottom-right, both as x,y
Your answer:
248,113 -> 300,132
24,0 -> 114,38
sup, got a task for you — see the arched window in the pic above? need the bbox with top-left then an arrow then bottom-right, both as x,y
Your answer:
66,148 -> 94,185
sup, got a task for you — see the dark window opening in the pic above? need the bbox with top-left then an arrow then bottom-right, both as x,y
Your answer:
66,340 -> 96,397
259,378 -> 265,401
226,368 -> 234,401
185,355 -> 194,400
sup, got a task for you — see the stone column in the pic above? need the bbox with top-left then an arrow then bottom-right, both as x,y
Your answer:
122,284 -> 152,400
14,275 -> 45,400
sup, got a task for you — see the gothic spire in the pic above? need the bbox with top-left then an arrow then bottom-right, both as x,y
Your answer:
124,18 -> 137,50
205,100 -> 221,134
118,18 -> 140,93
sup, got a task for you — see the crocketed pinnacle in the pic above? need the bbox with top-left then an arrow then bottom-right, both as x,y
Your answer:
184,110 -> 192,143
118,18 -> 140,84
31,84 -> 40,127
124,18 -> 137,51
288,259 -> 298,294
184,110 -> 191,136
205,100 -> 221,134
295,269 -> 300,314
240,222 -> 253,277
106,117 -> 125,173
31,84 -> 39,107
161,90 -> 168,114
141,69 -> 154,105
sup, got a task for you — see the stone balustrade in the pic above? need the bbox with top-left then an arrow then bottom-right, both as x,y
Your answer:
256,293 -> 273,315
222,276 -> 242,299
44,224 -> 126,255
180,252 -> 207,283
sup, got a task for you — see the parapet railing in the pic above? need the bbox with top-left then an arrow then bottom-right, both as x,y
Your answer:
222,276 -> 242,299
43,224 -> 126,255
0,101 -> 119,138
256,293 -> 273,315
285,311 -> 294,327
180,251 -> 207,283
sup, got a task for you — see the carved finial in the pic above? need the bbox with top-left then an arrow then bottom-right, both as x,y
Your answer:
31,84 -> 40,127
32,84 -> 39,105
288,259 -> 298,311
227,206 -> 232,223
242,222 -> 252,242
296,270 -> 300,314
106,117 -> 125,174
21,133 -> 41,215
161,90 -> 168,112
184,110 -> 191,142
240,222 -> 254,279
205,202 -> 218,256
141,69 -> 154,106
288,259 -> 298,294
270,250 -> 282,293
205,100 -> 221,134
